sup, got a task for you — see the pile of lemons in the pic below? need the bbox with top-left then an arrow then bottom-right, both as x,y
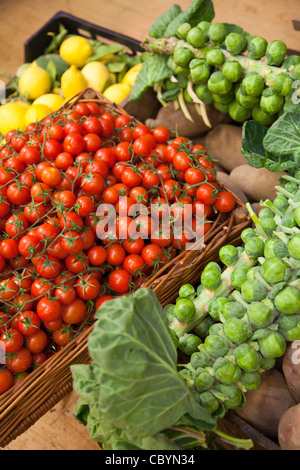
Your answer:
0,34 -> 143,138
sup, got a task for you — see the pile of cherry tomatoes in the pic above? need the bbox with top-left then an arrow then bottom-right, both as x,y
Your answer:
0,98 -> 236,394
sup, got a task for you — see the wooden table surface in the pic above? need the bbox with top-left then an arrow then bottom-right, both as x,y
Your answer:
1,0 -> 299,451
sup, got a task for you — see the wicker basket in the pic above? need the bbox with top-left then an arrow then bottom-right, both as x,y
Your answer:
0,88 -> 252,448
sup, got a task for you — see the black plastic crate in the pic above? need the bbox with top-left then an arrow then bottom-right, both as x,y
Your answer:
24,10 -> 143,63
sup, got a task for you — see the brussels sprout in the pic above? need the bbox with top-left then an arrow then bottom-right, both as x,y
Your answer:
207,71 -> 233,95
259,208 -> 273,219
213,357 -> 242,384
260,217 -> 277,236
207,23 -> 228,45
273,195 -> 289,212
186,27 -> 206,48
212,90 -> 235,104
201,265 -> 221,290
164,303 -> 175,321
260,87 -> 284,115
241,279 -> 268,303
179,283 -> 196,299
213,102 -> 230,114
208,323 -> 225,336
190,350 -> 212,369
204,333 -> 230,358
282,55 -> 300,69
222,301 -> 246,320
194,84 -> 214,104
179,333 -> 202,355
264,239 -> 289,259
198,390 -> 220,414
222,60 -> 243,83
194,316 -> 215,339
224,32 -> 248,55
258,331 -> 286,358
206,48 -> 225,66
246,266 -> 261,280
261,257 -> 290,283
251,104 -> 277,126
244,236 -> 265,259
285,182 -> 298,194
173,47 -> 194,67
274,286 -> 300,315
176,23 -> 192,40
240,371 -> 261,391
223,317 -> 253,344
236,85 -> 260,109
179,368 -> 195,390
198,21 -> 211,35
288,234 -> 300,260
282,212 -> 296,229
290,63 -> 300,80
189,58 -> 211,84
265,40 -> 287,66
168,57 -> 190,76
273,72 -> 293,97
247,302 -> 274,329
214,383 -> 244,409
241,227 -> 257,243
259,355 -> 276,371
230,266 -> 250,290
174,298 -> 196,322
242,73 -> 265,96
229,100 -> 251,122
234,343 -> 261,371
219,245 -> 239,267
247,36 -> 268,59
208,297 -> 229,322
194,367 -> 215,391
276,313 -> 300,341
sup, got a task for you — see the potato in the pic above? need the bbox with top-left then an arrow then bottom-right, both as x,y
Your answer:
229,164 -> 285,202
282,342 -> 300,403
278,404 -> 300,450
234,369 -> 296,439
145,101 -> 231,138
216,171 -> 248,204
204,124 -> 248,172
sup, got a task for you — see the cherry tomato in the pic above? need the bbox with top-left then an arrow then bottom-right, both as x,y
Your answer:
214,191 -> 236,213
61,298 -> 87,324
108,269 -> 131,293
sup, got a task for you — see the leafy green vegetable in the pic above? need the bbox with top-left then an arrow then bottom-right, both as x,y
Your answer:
35,53 -> 69,78
130,54 -> 172,102
263,111 -> 300,164
149,4 -> 182,38
242,113 -> 300,175
86,44 -> 125,62
241,120 -> 269,168
71,288 -> 216,450
164,0 -> 215,36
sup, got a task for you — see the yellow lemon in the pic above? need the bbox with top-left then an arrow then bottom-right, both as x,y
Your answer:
121,62 -> 143,87
81,61 -> 110,93
18,62 -> 52,100
59,35 -> 93,68
103,83 -> 131,104
25,104 -> 52,126
33,93 -> 64,111
61,65 -> 88,100
0,102 -> 28,136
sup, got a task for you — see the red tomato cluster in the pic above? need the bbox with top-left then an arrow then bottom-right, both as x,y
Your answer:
0,100 -> 236,394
